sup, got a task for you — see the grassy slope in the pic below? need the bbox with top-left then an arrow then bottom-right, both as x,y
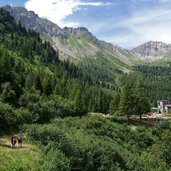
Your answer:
0,136 -> 43,171
56,32 -> 141,89
59,32 -> 133,68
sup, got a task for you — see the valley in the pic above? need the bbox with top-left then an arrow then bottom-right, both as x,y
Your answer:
0,5 -> 171,171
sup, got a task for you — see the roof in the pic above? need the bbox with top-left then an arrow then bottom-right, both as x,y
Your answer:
165,105 -> 171,107
151,107 -> 159,110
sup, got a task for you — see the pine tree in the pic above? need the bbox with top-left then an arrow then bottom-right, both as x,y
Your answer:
42,75 -> 52,96
134,75 -> 150,122
74,89 -> 84,116
1,82 -> 16,105
97,91 -> 103,112
119,81 -> 134,123
109,93 -> 120,115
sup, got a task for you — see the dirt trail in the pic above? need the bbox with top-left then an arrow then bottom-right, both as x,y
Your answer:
0,136 -> 30,152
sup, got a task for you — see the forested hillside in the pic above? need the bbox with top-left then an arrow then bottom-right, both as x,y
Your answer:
0,8 -> 114,131
0,8 -> 171,171
3,5 -> 140,90
133,64 -> 171,103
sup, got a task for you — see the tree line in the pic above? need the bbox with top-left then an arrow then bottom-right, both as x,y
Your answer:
1,8 -> 171,171
0,9 -> 114,131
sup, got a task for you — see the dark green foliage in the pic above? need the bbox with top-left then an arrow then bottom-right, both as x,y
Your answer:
0,46 -> 16,85
117,76 -> 150,122
0,9 -> 59,64
109,93 -> 120,115
80,56 -> 123,91
119,81 -> 135,120
25,117 -> 171,171
42,148 -> 70,171
133,65 -> 171,101
0,8 -> 171,171
0,9 -> 114,131
0,101 -> 17,130
1,82 -> 17,104
133,75 -> 150,121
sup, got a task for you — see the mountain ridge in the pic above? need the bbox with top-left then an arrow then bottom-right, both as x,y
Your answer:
2,5 -> 171,64
131,41 -> 171,61
2,5 -> 138,67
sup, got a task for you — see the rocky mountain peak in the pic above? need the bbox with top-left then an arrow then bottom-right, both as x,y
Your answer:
76,27 -> 89,32
131,41 -> 171,60
3,5 -> 62,35
3,5 -> 38,24
64,26 -> 98,42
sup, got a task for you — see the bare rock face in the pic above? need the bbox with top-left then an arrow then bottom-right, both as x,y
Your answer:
131,41 -> 171,61
3,5 -> 65,39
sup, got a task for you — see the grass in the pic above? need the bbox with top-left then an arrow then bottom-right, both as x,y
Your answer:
0,136 -> 43,171
105,51 -> 130,70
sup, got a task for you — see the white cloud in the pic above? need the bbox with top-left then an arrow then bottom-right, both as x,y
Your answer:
25,0 -> 111,27
24,0 -> 171,48
100,6 -> 171,49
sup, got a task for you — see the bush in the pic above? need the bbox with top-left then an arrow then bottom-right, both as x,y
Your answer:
42,148 -> 70,171
0,101 -> 17,130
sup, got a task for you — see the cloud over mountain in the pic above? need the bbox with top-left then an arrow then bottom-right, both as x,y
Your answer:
25,0 -> 111,27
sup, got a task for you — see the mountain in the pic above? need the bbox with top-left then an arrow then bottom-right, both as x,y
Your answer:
0,8 -> 114,121
1,8 -> 171,171
131,41 -> 171,61
3,5 -> 138,70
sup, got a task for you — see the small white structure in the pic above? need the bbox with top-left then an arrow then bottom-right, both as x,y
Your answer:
165,105 -> 171,114
157,100 -> 171,114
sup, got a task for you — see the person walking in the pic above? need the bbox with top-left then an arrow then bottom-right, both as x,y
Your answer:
11,136 -> 17,148
17,135 -> 23,148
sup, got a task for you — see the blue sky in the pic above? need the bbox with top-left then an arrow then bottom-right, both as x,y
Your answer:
1,0 -> 171,49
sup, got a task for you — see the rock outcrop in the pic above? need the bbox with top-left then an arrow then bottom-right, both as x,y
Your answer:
131,41 -> 171,60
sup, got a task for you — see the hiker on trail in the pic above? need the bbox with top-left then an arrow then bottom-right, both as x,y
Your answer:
17,135 -> 23,148
11,136 -> 17,148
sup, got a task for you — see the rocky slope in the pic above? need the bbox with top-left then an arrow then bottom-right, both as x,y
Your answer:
3,5 -> 171,65
3,5 -> 138,70
131,41 -> 171,61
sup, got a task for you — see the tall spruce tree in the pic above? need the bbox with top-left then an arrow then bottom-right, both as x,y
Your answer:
134,75 -> 150,122
119,81 -> 134,123
109,93 -> 120,115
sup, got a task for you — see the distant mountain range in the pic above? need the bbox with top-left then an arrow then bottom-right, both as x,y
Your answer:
2,5 -> 171,67
2,6 -> 137,66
